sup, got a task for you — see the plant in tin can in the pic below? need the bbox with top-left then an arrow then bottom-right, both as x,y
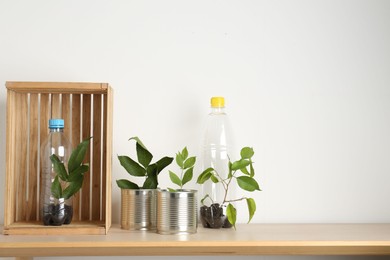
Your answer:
116,137 -> 173,189
168,147 -> 196,191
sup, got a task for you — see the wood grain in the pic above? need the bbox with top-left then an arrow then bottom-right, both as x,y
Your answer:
1,224 -> 390,257
5,89 -> 17,227
81,94 -> 91,221
15,92 -> 28,221
71,94 -> 81,221
92,94 -> 102,220
105,85 -> 113,232
51,94 -> 61,119
27,94 -> 39,221
39,94 -> 50,221
6,82 -> 108,94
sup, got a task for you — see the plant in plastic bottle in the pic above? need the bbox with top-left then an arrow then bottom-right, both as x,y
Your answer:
48,137 -> 92,225
197,147 -> 260,229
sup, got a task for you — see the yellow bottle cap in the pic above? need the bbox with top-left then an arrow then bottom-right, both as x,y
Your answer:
211,97 -> 225,108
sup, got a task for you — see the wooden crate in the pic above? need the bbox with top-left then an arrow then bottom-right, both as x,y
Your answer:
4,82 -> 113,235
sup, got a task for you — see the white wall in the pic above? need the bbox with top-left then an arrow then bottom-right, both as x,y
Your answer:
1,0 -> 390,259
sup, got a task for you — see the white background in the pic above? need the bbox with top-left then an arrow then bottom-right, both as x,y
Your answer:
0,1 -> 390,259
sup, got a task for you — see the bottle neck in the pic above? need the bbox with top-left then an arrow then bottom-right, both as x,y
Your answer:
210,107 -> 226,114
49,128 -> 64,133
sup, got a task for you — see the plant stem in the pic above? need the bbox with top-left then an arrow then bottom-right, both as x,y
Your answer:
179,166 -> 184,189
222,170 -> 236,205
224,197 -> 249,203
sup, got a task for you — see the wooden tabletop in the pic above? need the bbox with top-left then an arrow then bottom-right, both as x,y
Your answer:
1,224 -> 390,258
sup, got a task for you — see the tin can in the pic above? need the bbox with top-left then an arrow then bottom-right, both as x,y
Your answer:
157,189 -> 197,235
121,189 -> 156,230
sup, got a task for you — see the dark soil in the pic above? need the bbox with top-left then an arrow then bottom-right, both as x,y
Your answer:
43,204 -> 73,226
200,203 -> 233,229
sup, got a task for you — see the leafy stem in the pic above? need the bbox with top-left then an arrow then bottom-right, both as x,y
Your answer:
50,137 -> 92,200
197,147 -> 261,229
168,147 -> 196,190
117,136 -> 173,189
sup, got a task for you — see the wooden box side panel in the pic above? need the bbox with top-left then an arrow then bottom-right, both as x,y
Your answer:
5,89 -> 17,227
104,86 -> 113,233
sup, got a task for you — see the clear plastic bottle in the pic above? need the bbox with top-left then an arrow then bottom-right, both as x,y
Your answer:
40,118 -> 72,226
200,97 -> 235,228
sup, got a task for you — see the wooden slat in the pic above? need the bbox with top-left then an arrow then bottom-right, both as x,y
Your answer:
101,94 -> 107,224
15,93 -> 28,221
105,86 -> 113,233
5,89 -> 17,227
62,94 -> 71,143
39,94 -> 50,221
92,94 -> 102,221
3,222 -> 106,235
81,94 -> 91,221
71,94 -> 81,221
6,82 -> 108,94
51,94 -> 61,118
26,94 -> 39,221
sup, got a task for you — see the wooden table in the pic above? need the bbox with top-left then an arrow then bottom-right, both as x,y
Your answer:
1,224 -> 390,259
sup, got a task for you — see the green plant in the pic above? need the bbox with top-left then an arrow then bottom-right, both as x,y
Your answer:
197,147 -> 261,229
116,137 -> 173,189
168,147 -> 196,191
50,137 -> 92,200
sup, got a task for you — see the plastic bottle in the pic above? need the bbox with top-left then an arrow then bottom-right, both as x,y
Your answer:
200,97 -> 235,228
40,118 -> 72,226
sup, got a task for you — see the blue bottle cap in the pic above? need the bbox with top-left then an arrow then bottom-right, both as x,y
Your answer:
49,119 -> 64,129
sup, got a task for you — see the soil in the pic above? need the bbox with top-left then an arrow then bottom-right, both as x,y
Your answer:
200,203 -> 233,229
43,204 -> 73,226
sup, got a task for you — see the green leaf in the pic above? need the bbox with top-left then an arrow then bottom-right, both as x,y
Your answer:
228,162 -> 233,178
183,156 -> 196,169
129,136 -> 147,150
169,171 -> 182,187
136,142 -> 153,168
118,155 -> 146,176
168,188 -> 177,192
246,198 -> 256,223
155,156 -> 174,174
68,164 -> 89,182
146,163 -> 157,178
196,168 -> 214,184
197,171 -> 211,184
226,203 -> 237,229
176,153 -> 184,168
63,176 -> 84,199
143,175 -> 158,189
236,176 -> 261,192
231,159 -> 251,171
116,179 -> 139,189
51,175 -> 62,199
182,167 -> 193,186
50,154 -> 68,181
241,147 -> 254,159
181,147 -> 188,160
240,166 -> 250,175
68,137 -> 91,173
210,175 -> 219,183
250,162 -> 255,177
